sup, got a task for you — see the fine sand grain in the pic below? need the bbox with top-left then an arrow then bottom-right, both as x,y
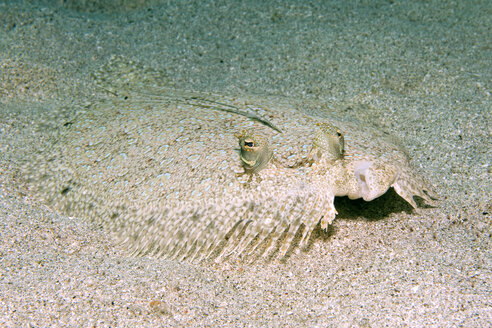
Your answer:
1,0 -> 490,327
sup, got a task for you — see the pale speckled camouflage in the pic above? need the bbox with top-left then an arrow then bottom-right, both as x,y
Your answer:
23,57 -> 436,262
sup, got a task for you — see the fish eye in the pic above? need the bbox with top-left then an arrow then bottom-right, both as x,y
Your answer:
237,132 -> 272,173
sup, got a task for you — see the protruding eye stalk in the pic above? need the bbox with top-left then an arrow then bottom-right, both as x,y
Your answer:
311,122 -> 345,161
236,130 -> 273,174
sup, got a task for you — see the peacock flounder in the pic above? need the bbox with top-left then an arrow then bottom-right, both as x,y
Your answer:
24,56 -> 436,262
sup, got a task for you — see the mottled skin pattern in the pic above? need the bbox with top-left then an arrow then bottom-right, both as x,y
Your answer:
23,57 -> 436,261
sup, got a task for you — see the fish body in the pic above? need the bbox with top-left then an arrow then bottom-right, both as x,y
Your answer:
24,57 -> 435,261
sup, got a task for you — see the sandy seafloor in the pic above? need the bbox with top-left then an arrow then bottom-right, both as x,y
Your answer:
0,0 -> 490,326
